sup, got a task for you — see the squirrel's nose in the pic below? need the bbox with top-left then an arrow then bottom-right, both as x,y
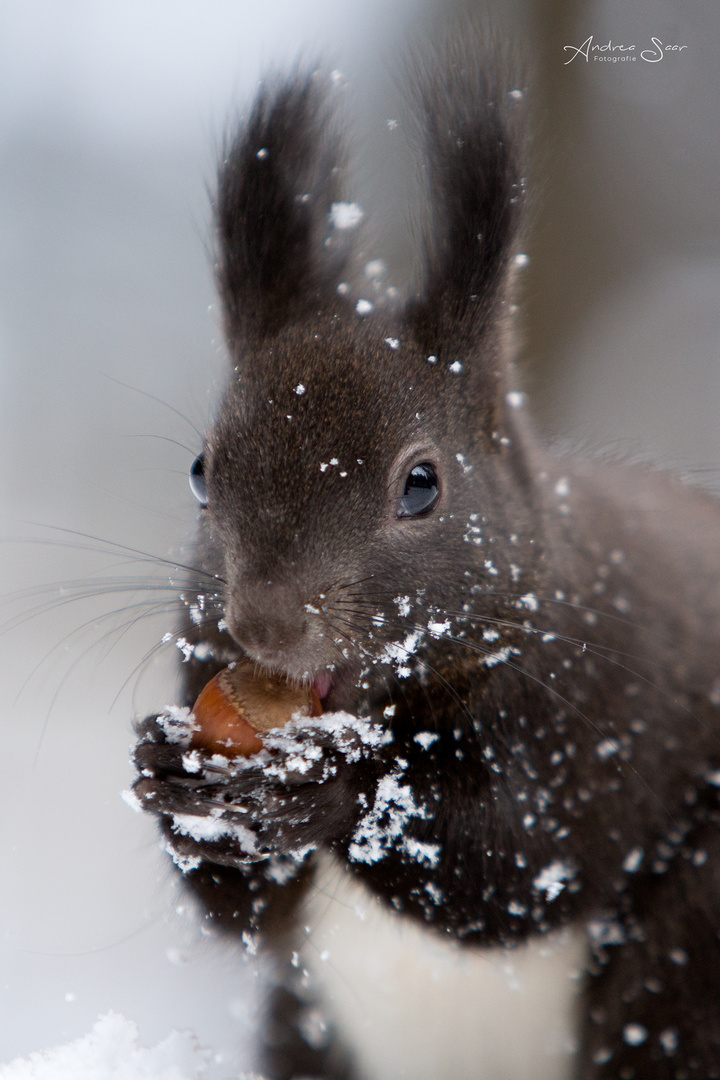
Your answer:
225,581 -> 325,674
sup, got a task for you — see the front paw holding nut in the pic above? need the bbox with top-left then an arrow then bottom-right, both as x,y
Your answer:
130,701 -> 390,871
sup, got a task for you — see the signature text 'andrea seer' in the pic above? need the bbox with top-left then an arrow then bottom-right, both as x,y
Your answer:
564,36 -> 687,64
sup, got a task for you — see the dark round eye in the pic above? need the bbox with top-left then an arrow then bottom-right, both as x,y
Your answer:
398,462 -> 440,518
189,453 -> 208,506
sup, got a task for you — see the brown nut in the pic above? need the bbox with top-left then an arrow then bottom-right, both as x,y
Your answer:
190,661 -> 323,757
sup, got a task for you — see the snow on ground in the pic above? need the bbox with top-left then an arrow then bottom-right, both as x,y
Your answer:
0,1014 -> 211,1080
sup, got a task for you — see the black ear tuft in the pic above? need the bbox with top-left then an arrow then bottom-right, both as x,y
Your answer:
216,72 -> 348,343
406,41 -> 525,349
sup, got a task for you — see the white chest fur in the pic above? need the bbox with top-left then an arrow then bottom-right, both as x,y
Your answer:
299,853 -> 587,1080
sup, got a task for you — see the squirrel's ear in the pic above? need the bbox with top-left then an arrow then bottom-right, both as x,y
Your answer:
405,44 -> 525,355
216,72 -> 349,344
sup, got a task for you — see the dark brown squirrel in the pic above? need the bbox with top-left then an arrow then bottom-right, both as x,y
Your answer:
132,34 -> 720,1080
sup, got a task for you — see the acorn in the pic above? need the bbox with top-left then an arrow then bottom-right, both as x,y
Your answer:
190,661 -> 323,757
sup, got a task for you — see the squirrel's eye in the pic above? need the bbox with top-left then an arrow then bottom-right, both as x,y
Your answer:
398,462 -> 440,518
189,453 -> 208,506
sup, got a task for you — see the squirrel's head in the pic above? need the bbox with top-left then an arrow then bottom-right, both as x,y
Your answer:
192,54 -> 534,707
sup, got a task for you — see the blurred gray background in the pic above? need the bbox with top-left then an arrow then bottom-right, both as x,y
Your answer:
1,0 -> 718,1074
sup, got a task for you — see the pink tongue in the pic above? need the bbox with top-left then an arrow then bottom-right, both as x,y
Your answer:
313,671 -> 333,701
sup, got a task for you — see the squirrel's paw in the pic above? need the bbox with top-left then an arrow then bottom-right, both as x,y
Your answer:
131,711 -> 389,867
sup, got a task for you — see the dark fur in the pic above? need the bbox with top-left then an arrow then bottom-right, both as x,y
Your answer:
133,42 -> 720,1080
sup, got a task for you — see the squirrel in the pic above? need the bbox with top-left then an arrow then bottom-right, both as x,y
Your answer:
132,33 -> 720,1080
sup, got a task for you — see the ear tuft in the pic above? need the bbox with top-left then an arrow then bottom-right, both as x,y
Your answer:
216,72 -> 349,343
406,40 -> 526,350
